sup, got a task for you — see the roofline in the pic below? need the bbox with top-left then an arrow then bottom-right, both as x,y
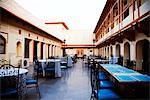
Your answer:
1,7 -> 63,42
62,44 -> 96,48
93,0 -> 115,33
45,22 -> 69,30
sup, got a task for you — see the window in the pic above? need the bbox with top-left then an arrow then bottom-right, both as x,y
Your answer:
123,8 -> 129,19
24,38 -> 30,58
0,35 -> 6,54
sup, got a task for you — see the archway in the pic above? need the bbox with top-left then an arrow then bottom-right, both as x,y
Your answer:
33,40 -> 38,60
110,46 -> 113,56
116,44 -> 120,57
136,39 -> 150,75
124,42 -> 130,66
0,35 -> 6,54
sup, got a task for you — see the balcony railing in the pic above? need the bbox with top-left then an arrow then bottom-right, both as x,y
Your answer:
96,0 -> 150,45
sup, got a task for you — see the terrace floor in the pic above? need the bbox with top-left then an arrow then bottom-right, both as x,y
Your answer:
25,59 -> 91,100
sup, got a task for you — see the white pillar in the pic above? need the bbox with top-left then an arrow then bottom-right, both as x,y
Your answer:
130,42 -> 136,60
102,47 -> 104,57
37,42 -> 41,59
29,40 -> 33,62
45,44 -> 48,59
112,45 -> 116,57
49,44 -> 51,57
56,46 -> 58,56
120,43 -> 124,57
43,43 -> 46,59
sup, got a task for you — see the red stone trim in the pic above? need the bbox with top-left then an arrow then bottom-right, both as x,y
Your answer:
45,22 -> 69,30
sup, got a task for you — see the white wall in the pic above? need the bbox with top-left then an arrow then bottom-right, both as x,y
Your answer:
62,30 -> 94,44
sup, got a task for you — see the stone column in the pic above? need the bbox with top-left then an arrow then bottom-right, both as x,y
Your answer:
43,43 -> 46,59
29,40 -> 33,62
130,42 -> 136,61
112,45 -> 116,57
120,43 -> 124,57
37,42 -> 41,59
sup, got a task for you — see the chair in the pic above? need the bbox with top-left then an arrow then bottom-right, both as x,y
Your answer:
33,60 -> 43,76
26,61 -> 41,98
60,61 -> 67,69
0,64 -> 20,99
45,62 -> 55,77
60,57 -> 68,69
90,61 -> 119,100
0,59 -> 8,67
98,65 -> 114,89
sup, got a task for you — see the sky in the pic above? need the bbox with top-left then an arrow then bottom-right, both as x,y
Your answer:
15,0 -> 106,32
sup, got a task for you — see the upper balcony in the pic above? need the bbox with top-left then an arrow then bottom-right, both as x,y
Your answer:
95,0 -> 150,46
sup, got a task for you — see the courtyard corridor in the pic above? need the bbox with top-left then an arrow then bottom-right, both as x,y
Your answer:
25,59 -> 91,100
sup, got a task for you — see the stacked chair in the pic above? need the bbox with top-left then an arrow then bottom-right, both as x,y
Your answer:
90,59 -> 120,100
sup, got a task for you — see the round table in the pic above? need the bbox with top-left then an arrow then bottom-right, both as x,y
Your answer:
0,68 -> 28,99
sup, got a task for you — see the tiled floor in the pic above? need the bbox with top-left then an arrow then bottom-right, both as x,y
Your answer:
25,59 -> 91,100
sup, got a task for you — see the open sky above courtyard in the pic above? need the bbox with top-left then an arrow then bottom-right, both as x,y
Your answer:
15,0 -> 106,32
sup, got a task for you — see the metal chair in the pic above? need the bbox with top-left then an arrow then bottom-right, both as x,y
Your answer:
26,61 -> 41,98
90,60 -> 120,100
60,57 -> 68,69
45,62 -> 55,78
0,64 -> 20,99
0,59 -> 8,67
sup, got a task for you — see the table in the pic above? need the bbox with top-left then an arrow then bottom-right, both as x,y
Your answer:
99,64 -> 150,83
0,68 -> 28,98
39,59 -> 61,77
99,64 -> 150,98
95,59 -> 110,64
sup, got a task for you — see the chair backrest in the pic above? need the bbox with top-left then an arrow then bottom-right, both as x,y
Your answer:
0,59 -> 8,67
0,64 -> 20,96
26,61 -> 40,81
90,60 -> 101,98
90,59 -> 98,94
46,62 -> 55,68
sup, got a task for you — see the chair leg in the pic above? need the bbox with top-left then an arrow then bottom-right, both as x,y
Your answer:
36,85 -> 41,98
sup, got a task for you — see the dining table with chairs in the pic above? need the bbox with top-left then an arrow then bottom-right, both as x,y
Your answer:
38,59 -> 61,78
0,64 -> 28,99
98,63 -> 150,98
99,64 -> 150,83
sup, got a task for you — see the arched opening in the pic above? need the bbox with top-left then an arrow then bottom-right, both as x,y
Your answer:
0,35 -> 6,54
116,44 -> 120,57
124,42 -> 130,66
16,41 -> 22,56
136,39 -> 150,75
33,40 -> 38,60
110,46 -> 113,56
107,47 -> 109,59
104,47 -> 106,58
